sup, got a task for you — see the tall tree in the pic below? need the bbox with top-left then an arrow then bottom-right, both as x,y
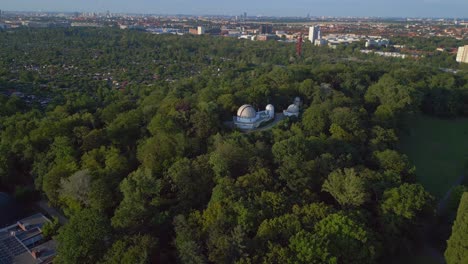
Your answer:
56,209 -> 111,264
322,168 -> 368,208
111,168 -> 165,229
99,235 -> 157,264
445,192 -> 468,264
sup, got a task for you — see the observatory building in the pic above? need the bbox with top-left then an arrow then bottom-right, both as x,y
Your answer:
283,97 -> 301,117
234,104 -> 275,130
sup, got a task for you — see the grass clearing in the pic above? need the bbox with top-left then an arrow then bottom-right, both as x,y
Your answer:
399,115 -> 468,199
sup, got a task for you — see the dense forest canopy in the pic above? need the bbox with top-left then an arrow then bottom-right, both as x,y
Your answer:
0,28 -> 467,263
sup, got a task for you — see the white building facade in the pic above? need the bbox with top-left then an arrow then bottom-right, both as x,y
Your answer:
456,45 -> 468,63
197,26 -> 205,35
308,25 -> 321,43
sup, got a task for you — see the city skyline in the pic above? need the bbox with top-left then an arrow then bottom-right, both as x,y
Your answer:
1,0 -> 468,18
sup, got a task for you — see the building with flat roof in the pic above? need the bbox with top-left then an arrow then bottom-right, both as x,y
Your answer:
0,213 -> 56,264
456,45 -> 468,63
365,38 -> 389,48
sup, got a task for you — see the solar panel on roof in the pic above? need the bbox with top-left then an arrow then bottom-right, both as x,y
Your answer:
0,236 -> 27,263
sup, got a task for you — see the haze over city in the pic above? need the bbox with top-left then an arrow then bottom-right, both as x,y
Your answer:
2,0 -> 468,18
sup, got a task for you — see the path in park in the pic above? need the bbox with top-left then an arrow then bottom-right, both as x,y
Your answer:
423,173 -> 465,264
437,174 -> 465,213
37,200 -> 68,225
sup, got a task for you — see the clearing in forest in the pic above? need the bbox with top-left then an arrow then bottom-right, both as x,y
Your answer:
400,115 -> 468,199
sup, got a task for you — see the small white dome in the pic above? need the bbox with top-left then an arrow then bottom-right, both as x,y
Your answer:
266,104 -> 274,112
286,104 -> 299,113
237,104 -> 256,118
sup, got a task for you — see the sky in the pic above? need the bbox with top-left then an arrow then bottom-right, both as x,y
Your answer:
1,0 -> 467,18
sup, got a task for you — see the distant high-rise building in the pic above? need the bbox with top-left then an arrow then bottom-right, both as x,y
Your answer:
244,12 -> 247,19
259,24 -> 273,34
308,25 -> 320,43
456,45 -> 468,63
197,26 -> 205,35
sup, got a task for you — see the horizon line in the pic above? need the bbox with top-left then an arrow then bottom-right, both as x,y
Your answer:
1,9 -> 467,20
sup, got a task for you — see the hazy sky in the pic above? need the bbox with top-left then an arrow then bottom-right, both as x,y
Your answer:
1,0 -> 467,18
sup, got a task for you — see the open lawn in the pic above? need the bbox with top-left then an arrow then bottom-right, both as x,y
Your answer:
400,115 -> 468,199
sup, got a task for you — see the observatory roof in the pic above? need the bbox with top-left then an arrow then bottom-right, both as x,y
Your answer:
286,104 -> 299,113
237,104 -> 256,118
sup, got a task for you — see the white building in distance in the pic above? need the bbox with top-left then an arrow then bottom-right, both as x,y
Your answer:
234,104 -> 274,130
365,38 -> 390,48
314,39 -> 328,46
197,26 -> 205,35
308,26 -> 320,43
456,45 -> 468,63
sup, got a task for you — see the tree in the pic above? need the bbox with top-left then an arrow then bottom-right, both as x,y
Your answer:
313,213 -> 379,263
190,108 -> 220,139
167,156 -> 214,210
322,168 -> 368,208
111,168 -> 164,229
56,209 -> 111,264
381,183 -> 433,220
445,192 -> 468,264
379,183 -> 434,253
209,134 -> 251,179
272,135 -> 323,192
137,132 -> 185,174
174,214 -> 207,264
329,107 -> 366,142
302,104 -> 330,136
256,214 -> 301,245
99,235 -> 157,264
369,126 -> 398,151
59,169 -> 92,207
292,202 -> 334,229
81,146 -> 130,184
106,109 -> 143,148
42,217 -> 60,239
81,129 -> 107,152
42,160 -> 78,205
36,136 -> 78,204
365,74 -> 416,126
289,230 -> 336,264
289,213 -> 379,264
373,149 -> 415,183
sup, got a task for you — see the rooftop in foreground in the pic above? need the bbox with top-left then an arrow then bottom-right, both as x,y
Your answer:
0,213 -> 56,264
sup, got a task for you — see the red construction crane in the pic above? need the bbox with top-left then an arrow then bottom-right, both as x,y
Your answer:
296,33 -> 303,57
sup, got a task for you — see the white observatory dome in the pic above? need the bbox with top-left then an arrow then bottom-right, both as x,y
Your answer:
237,104 -> 257,118
287,104 -> 299,113
266,104 -> 275,118
266,104 -> 274,112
